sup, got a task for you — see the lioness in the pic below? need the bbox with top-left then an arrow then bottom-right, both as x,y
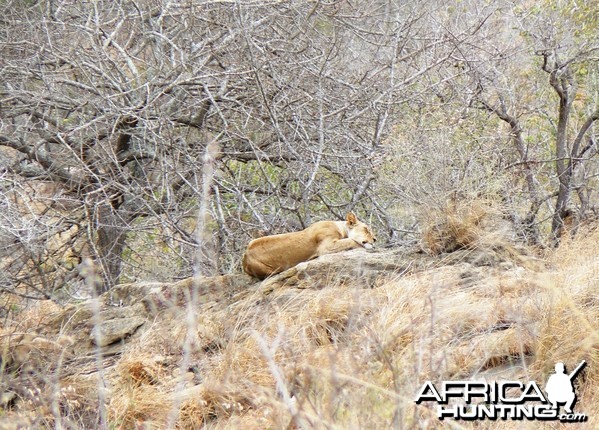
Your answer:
243,213 -> 376,279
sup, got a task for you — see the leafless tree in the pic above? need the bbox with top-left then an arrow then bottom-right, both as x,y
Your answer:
1,0 -> 467,297
435,1 -> 599,244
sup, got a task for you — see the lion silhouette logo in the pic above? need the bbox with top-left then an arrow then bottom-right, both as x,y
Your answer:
545,361 -> 586,413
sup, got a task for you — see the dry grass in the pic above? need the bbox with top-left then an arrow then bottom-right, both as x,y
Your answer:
421,198 -> 508,255
1,220 -> 599,429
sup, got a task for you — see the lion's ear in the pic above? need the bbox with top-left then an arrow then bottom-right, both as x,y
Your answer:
346,212 -> 358,227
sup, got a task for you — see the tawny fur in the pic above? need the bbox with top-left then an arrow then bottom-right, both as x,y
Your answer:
243,213 -> 376,279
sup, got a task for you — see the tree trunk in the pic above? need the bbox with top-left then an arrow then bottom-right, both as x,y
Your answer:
90,116 -> 138,293
550,95 -> 573,242
544,54 -> 576,244
477,98 -> 542,244
95,203 -> 127,294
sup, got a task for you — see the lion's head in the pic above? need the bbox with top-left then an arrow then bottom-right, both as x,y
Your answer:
345,212 -> 376,249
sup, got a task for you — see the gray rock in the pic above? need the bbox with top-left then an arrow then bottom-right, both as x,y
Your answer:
90,304 -> 147,347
